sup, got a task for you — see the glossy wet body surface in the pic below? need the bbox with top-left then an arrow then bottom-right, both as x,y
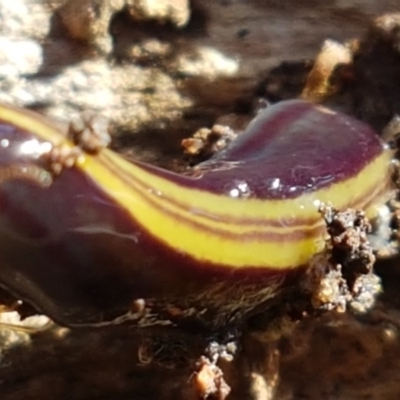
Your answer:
0,100 -> 393,330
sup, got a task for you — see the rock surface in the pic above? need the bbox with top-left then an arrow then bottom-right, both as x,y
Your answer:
2,1 -> 400,400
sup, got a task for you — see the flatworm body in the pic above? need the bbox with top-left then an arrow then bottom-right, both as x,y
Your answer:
0,100 -> 392,330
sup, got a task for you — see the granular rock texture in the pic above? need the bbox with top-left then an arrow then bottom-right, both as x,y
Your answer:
1,1 -> 400,400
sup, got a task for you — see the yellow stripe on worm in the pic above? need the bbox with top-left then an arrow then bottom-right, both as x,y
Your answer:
0,102 -> 393,270
88,149 -> 391,268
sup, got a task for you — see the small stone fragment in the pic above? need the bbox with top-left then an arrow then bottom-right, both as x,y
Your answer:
40,144 -> 85,175
57,0 -> 124,53
305,206 -> 381,314
182,124 -> 237,158
192,356 -> 231,400
301,39 -> 352,101
68,111 -> 111,154
57,0 -> 190,53
126,0 -> 190,28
